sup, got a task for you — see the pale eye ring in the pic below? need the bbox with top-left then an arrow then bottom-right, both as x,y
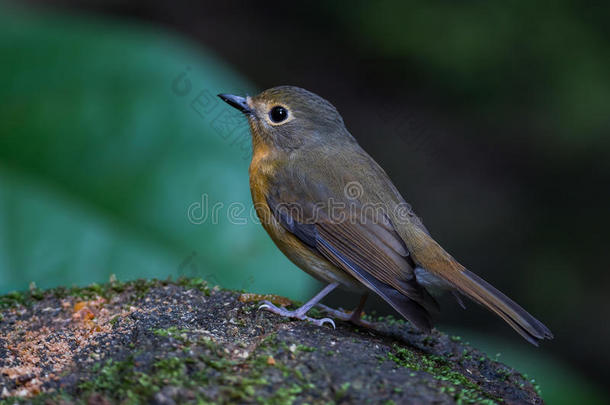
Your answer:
269,106 -> 288,123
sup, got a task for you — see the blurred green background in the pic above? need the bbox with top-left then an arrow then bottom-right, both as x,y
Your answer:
1,1 -> 608,403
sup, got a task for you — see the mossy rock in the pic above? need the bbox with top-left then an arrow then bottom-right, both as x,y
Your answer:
0,279 -> 542,404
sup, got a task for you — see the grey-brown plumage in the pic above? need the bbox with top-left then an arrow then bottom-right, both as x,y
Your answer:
218,86 -> 553,345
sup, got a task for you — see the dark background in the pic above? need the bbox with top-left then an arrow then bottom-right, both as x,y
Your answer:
2,1 -> 609,403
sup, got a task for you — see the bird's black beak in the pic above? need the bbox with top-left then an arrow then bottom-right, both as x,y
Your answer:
218,93 -> 252,114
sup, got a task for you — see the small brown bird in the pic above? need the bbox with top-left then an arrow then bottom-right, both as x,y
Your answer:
219,86 -> 553,345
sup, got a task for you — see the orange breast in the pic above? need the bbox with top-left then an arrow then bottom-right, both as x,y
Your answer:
248,145 -> 363,291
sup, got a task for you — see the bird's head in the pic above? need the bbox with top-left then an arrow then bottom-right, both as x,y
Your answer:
219,86 -> 352,150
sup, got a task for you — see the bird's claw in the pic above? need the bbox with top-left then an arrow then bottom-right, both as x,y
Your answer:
312,317 -> 336,329
315,303 -> 374,328
258,300 -> 336,328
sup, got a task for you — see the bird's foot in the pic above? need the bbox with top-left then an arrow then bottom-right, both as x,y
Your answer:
316,303 -> 374,328
258,300 -> 336,328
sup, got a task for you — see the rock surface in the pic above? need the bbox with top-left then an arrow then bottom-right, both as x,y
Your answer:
0,279 -> 543,404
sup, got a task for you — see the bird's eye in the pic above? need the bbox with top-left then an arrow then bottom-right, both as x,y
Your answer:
269,106 -> 288,123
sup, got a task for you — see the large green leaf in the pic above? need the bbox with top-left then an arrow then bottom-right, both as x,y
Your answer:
0,6 -> 315,298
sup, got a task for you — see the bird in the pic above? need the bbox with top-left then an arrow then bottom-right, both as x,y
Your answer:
218,86 -> 553,346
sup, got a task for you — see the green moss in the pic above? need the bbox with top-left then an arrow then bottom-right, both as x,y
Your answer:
374,314 -> 406,326
260,384 -> 303,405
335,381 -> 351,400
153,357 -> 191,385
295,344 -> 316,352
75,336 -> 275,404
174,276 -> 211,296
0,278 -> 186,313
52,279 -> 154,303
79,356 -> 153,403
0,290 -> 29,309
523,374 -> 542,397
388,344 -> 500,404
0,390 -> 73,405
153,326 -> 190,338
0,284 -> 50,312
260,332 -> 279,348
495,366 -> 512,381
422,335 -> 436,346
461,349 -> 474,361
303,306 -> 323,318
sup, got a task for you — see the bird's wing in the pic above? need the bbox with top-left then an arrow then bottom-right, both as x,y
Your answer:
266,173 -> 437,332
265,148 -> 552,345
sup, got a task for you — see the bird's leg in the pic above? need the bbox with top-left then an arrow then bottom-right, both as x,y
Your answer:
350,293 -> 370,324
259,282 -> 339,328
316,293 -> 373,328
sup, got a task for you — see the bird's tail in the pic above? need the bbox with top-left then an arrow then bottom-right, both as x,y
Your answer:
405,229 -> 553,345
449,267 -> 553,345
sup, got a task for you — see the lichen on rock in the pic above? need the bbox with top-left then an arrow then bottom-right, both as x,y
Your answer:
0,278 -> 543,404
